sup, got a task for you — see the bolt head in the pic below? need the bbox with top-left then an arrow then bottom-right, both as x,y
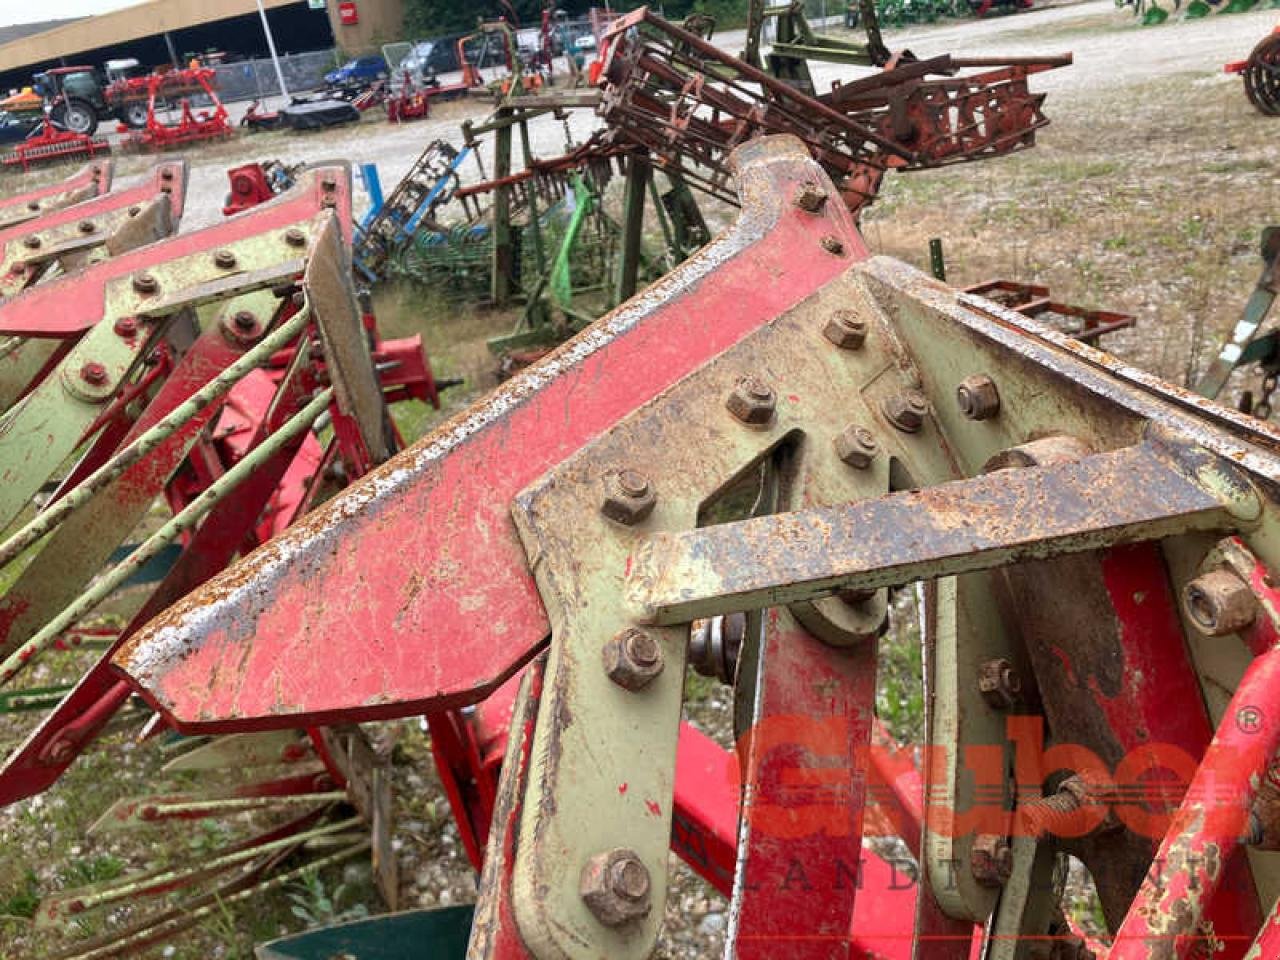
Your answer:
883,389 -> 929,433
834,425 -> 878,469
321,177 -> 337,191
132,272 -> 158,295
78,220 -> 96,234
978,657 -> 1021,710
957,375 -> 1001,421
970,834 -> 1012,887
26,200 -> 39,211
128,205 -> 141,217
726,375 -> 776,426
822,310 -> 867,349
214,249 -> 237,269
113,317 -> 138,338
285,227 -> 308,247
160,168 -> 175,181
603,627 -> 664,690
1183,568 -> 1257,637
793,181 -> 828,213
580,849 -> 652,926
21,234 -> 40,249
602,469 -> 657,525
79,361 -> 108,386
820,235 -> 845,256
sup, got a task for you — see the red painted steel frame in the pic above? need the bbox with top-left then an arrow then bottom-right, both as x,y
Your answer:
111,136 -> 871,731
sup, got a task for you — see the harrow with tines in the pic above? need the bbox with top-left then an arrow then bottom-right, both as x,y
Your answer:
3,121 -> 111,172
595,8 -> 1070,217
1227,24 -> 1280,116
98,135 -> 1280,959
0,163 -> 454,955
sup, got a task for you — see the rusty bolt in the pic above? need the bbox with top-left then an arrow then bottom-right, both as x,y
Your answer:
21,234 -> 40,249
1183,569 -> 1257,637
820,235 -> 845,256
128,205 -> 141,217
793,181 -> 828,213
132,272 -> 158,295
321,176 -> 337,191
213,249 -> 238,269
1017,776 -> 1119,841
957,375 -> 1000,421
883,389 -> 929,433
970,834 -> 1012,887
160,168 -> 174,181
79,362 -> 108,386
977,657 -> 1021,710
603,627 -> 665,691
601,469 -> 657,525
726,375 -> 776,426
580,848 -> 652,927
285,227 -> 308,247
113,317 -> 138,338
78,220 -> 96,234
834,425 -> 878,469
822,310 -> 867,350
26,200 -> 39,211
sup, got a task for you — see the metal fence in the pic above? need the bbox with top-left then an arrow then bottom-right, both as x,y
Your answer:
212,49 -> 340,103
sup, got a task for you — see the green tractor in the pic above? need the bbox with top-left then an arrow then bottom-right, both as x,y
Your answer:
32,63 -> 151,136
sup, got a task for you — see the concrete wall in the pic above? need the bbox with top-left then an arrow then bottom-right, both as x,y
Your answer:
323,0 -> 406,55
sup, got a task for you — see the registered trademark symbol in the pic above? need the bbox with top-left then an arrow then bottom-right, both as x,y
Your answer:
1237,706 -> 1264,734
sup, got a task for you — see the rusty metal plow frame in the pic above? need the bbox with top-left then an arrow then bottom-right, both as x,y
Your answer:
108,135 -> 1280,958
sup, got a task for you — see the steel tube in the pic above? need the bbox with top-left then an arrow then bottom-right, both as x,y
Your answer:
0,386 -> 332,685
0,303 -> 312,570
1109,645 -> 1280,959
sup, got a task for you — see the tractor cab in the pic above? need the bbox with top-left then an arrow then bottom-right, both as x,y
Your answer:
31,66 -> 108,135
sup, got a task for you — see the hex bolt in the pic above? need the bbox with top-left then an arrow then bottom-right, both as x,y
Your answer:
834,425 -> 878,469
957,375 -> 1001,421
603,627 -> 664,691
822,310 -> 867,350
977,657 -> 1021,711
213,249 -> 238,269
78,220 -> 96,234
1182,569 -> 1258,637
113,317 -> 138,338
26,200 -> 39,211
231,310 -> 259,334
601,469 -> 657,525
285,227 -> 308,247
21,234 -> 40,250
128,205 -> 141,217
970,834 -> 1012,887
726,375 -> 776,426
580,848 -> 652,927
883,389 -> 930,433
132,272 -> 158,295
79,362 -> 108,386
793,181 -> 828,213
820,235 -> 845,256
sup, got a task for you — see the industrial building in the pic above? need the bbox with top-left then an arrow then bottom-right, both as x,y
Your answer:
0,0 -> 405,92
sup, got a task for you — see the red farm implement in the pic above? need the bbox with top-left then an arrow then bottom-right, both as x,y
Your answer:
124,66 -> 234,149
1227,23 -> 1280,115
2,118 -> 110,172
79,132 -> 1280,959
0,160 -> 111,230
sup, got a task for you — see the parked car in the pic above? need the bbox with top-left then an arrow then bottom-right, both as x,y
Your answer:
0,110 -> 38,144
324,55 -> 388,87
398,39 -> 463,79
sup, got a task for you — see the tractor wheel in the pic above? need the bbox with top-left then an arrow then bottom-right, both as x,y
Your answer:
121,101 -> 150,129
58,98 -> 99,136
1243,33 -> 1280,116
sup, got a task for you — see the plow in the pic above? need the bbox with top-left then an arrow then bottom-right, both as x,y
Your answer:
6,6 -> 1280,960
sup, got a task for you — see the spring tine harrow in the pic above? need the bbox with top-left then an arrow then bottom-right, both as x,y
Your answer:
106,134 -> 1280,959
2,121 -> 111,173
0,161 -> 112,232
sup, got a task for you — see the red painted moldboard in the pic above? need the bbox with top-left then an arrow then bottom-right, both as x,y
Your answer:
113,139 -> 869,731
0,163 -> 348,337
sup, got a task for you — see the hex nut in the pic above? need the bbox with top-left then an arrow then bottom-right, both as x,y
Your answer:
726,376 -> 776,426
79,362 -> 108,386
1183,569 -> 1258,637
601,469 -> 657,525
970,834 -> 1012,887
822,311 -> 867,350
834,425 -> 878,469
78,220 -> 96,234
285,227 -> 308,247
793,182 -> 828,213
214,249 -> 238,269
957,375 -> 1001,421
580,848 -> 652,927
21,234 -> 40,249
132,272 -> 158,295
113,317 -> 138,338
883,389 -> 929,433
603,627 -> 664,690
977,657 -> 1022,711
